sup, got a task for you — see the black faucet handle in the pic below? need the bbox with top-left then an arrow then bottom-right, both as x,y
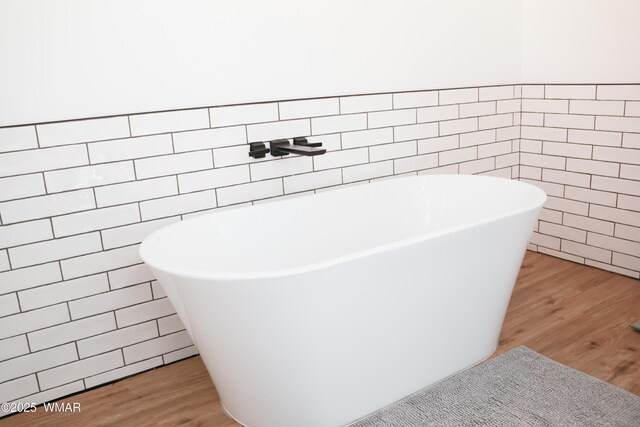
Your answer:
293,136 -> 323,148
248,142 -> 270,158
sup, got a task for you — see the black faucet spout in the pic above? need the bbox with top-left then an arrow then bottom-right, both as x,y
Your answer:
270,138 -> 326,156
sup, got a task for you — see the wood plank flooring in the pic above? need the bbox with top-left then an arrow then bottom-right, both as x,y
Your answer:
3,251 -> 639,426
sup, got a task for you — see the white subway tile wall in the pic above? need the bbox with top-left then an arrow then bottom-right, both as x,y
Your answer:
0,83 -> 638,413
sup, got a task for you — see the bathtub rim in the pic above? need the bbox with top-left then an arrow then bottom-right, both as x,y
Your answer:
139,174 -> 546,282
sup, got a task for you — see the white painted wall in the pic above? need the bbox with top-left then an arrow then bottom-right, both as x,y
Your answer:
521,0 -> 640,83
0,0 -> 522,127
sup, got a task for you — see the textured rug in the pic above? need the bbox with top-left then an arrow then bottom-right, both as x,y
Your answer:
353,346 -> 640,427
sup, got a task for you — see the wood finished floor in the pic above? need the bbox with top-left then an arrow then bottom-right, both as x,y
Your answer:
3,251 -> 639,427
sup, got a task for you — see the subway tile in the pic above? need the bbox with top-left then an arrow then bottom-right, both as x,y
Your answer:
0,220 -> 53,249
0,343 -> 77,384
247,119 -> 310,141
342,161 -> 393,183
61,245 -> 142,280
130,109 -> 209,136
545,196 -> 589,216
520,126 -> 567,142
612,252 -> 640,272
116,299 -> 175,328
586,259 -> 638,278
0,189 -> 95,224
459,158 -> 495,175
569,100 -> 625,116
341,128 -> 393,149
439,147 -> 477,166
561,240 -> 611,263
521,112 -> 544,126
478,141 -> 511,158
0,263 -> 61,294
8,380 -> 85,409
530,232 -> 561,251
139,190 -> 217,220
522,179 -> 564,198
279,98 -> 339,120
626,101 -> 640,117
28,313 -> 116,352
52,204 -> 140,237
479,86 -> 514,101
392,91 -> 438,109
283,169 -> 342,194
417,135 -> 458,154
596,85 -> 640,101
618,194 -> 640,211
0,174 -> 46,203
0,248 -> 8,271
84,357 -> 163,389
179,165 -> 250,193
313,148 -> 368,171
394,123 -> 438,142
542,141 -> 591,159
564,186 -> 617,207
38,117 -> 129,147
590,205 -> 640,227
369,141 -> 416,162
88,134 -> 173,164
587,233 -> 640,258
418,164 -> 458,175
0,304 -> 69,340
77,321 -> 158,358
173,126 -> 246,153
394,153 -> 438,174
95,176 -> 178,208
439,118 -> 477,136
496,99 -> 521,114
9,233 -> 102,269
44,162 -> 135,193
439,88 -> 477,105
158,314 -> 185,336
566,158 -> 619,177
0,126 -> 38,153
123,331 -> 193,364
250,156 -> 313,181
19,273 -> 109,311
564,213 -> 614,236
216,179 -> 282,206
163,345 -> 198,364
623,133 -> 640,149
108,264 -> 156,289
544,114 -> 594,130
479,113 -> 513,130
68,283 -> 151,320
538,208 -> 563,224
0,336 -> 30,363
522,85 -> 545,98
102,217 -> 179,250
417,105 -> 458,123
620,164 -> 640,180
210,103 -> 278,127
567,129 -> 621,147
519,165 -> 542,180
368,109 -> 415,129
538,247 -> 584,264
545,85 -> 596,100
615,223 -> 640,241
341,94 -> 392,113
0,376 -> 38,404
539,222 -> 586,243
593,146 -> 640,165
0,293 -> 19,317
459,102 -> 496,118
135,151 -> 213,180
595,116 -> 640,133
495,153 -> 518,170
496,126 -> 520,141
521,99 -> 569,114
0,145 -> 88,178
459,129 -> 496,147
38,350 -> 123,390
307,134 -> 341,152
212,144 -> 270,168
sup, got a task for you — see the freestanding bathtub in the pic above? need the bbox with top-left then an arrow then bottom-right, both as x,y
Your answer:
140,174 -> 546,427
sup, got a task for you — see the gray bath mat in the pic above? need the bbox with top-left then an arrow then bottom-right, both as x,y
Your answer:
353,346 -> 640,426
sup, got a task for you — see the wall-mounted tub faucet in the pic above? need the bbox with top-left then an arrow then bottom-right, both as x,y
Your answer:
248,137 -> 326,158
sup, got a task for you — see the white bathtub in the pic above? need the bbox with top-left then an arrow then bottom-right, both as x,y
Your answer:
140,174 -> 546,427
